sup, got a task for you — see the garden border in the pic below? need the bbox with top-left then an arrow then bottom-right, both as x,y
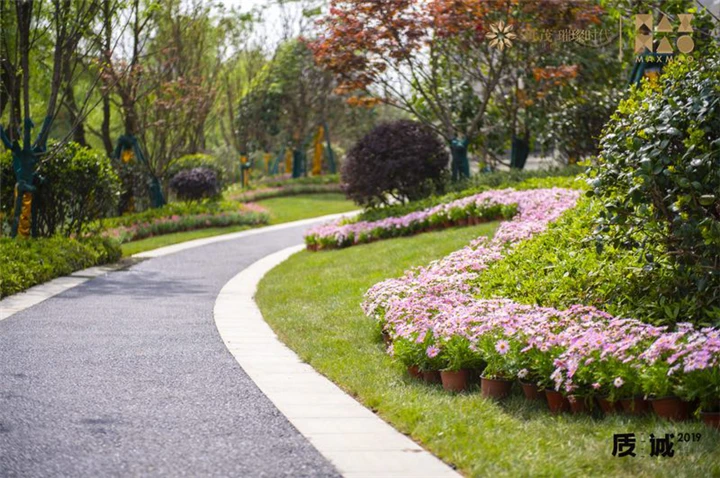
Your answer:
213,244 -> 460,478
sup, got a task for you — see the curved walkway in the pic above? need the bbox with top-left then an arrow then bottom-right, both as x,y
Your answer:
0,221 -> 340,477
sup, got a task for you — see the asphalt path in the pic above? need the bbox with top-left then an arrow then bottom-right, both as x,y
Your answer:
0,223 -> 340,478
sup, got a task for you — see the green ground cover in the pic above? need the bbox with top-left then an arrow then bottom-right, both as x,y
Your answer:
256,223 -> 719,478
1,237 -> 121,298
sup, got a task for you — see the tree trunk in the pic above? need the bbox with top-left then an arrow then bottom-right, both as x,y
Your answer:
63,60 -> 86,146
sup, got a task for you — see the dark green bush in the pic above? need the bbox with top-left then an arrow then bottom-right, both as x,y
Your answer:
1,142 -> 120,237
589,53 -> 720,324
341,120 -> 448,207
359,170 -> 584,223
0,236 -> 121,298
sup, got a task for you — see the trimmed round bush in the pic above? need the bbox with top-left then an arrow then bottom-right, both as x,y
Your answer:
341,120 -> 448,207
1,142 -> 120,237
167,153 -> 226,189
169,167 -> 219,201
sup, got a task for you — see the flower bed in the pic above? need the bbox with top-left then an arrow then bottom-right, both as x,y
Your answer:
363,188 -> 720,420
226,183 -> 341,203
104,203 -> 268,243
303,188 -> 553,250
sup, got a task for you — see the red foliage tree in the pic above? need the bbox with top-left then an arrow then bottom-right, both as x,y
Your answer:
311,0 -> 602,176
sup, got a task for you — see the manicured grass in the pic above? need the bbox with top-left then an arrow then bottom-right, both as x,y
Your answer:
256,223 -> 720,478
120,225 -> 253,256
121,193 -> 356,256
255,193 -> 356,224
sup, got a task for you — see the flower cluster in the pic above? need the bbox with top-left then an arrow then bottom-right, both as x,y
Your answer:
104,203 -> 268,243
303,188 -> 564,249
363,187 -> 720,409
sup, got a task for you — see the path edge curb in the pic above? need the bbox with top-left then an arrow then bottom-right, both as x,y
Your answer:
213,245 -> 461,478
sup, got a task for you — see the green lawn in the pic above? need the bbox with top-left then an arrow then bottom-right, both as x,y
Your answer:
256,223 -> 720,478
255,193 -> 356,224
121,193 -> 356,256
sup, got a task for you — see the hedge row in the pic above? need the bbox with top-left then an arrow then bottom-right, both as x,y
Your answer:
0,236 -> 121,298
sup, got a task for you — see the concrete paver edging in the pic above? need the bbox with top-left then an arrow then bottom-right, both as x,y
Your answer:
0,211 -> 358,322
214,244 -> 461,478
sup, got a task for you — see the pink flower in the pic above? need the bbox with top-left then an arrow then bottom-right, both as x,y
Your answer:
613,377 -> 624,388
426,346 -> 440,358
495,340 -> 510,355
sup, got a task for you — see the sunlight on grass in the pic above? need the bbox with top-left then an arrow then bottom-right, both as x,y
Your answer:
255,193 -> 357,224
256,223 -> 720,478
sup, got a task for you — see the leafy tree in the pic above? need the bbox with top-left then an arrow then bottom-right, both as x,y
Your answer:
0,0 -> 118,237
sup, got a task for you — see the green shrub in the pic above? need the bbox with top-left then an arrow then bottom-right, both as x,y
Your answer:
540,87 -> 623,161
167,153 -> 227,189
101,199 -> 262,229
225,183 -> 342,202
449,165 -> 584,193
1,142 -> 120,237
589,53 -> 720,325
104,203 -> 268,243
476,197 -> 719,327
0,236 -> 121,298
358,170 -> 584,223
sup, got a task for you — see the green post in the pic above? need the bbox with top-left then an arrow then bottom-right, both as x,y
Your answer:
323,122 -> 337,174
114,135 -> 165,209
450,137 -> 470,181
510,133 -> 529,170
291,149 -> 306,178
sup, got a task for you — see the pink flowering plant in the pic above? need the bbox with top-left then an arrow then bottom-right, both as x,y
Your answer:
680,326 -> 720,411
361,186 -> 720,407
104,202 -> 268,243
478,336 -> 520,380
305,188 -> 525,250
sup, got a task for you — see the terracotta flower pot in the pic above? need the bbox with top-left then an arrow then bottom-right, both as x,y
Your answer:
519,381 -> 544,401
481,377 -> 513,399
422,370 -> 442,384
568,395 -> 591,414
700,411 -> 720,430
597,397 -> 621,415
620,396 -> 650,415
650,396 -> 692,421
407,365 -> 422,380
545,389 -> 570,414
441,369 -> 470,392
